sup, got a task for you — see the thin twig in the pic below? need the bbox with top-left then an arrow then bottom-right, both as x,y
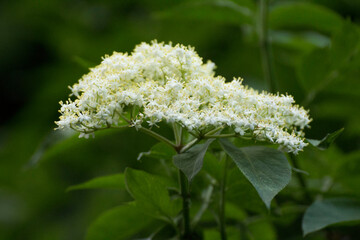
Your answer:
139,127 -> 176,149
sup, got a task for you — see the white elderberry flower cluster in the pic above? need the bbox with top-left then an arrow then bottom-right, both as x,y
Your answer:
56,40 -> 311,153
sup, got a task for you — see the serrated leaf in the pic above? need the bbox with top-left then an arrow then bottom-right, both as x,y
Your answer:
67,174 -> 125,192
125,168 -> 180,221
307,128 -> 344,150
173,139 -> 214,181
269,2 -> 343,34
219,139 -> 291,209
302,198 -> 360,236
154,0 -> 254,25
86,202 -> 155,240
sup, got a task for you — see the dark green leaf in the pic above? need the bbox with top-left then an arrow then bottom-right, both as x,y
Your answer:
226,167 -> 267,213
125,168 -> 180,221
26,129 -> 74,168
219,139 -> 291,209
299,22 -> 360,94
307,128 -> 344,150
192,185 -> 214,226
67,174 -> 125,192
86,202 -> 155,240
154,0 -> 254,25
298,48 -> 330,91
173,139 -> 214,181
137,142 -> 176,161
203,152 -> 224,183
302,198 -> 360,236
269,2 -> 343,34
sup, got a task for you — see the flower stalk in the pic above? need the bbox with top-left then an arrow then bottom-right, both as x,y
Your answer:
139,127 -> 176,149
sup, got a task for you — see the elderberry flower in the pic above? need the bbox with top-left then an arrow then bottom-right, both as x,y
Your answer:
56,40 -> 311,153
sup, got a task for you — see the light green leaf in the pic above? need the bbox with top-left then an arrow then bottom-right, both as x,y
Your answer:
137,142 -> 176,161
67,174 -> 125,192
154,0 -> 254,25
173,139 -> 214,181
307,128 -> 344,150
269,2 -> 343,34
247,219 -> 277,240
225,202 -> 247,221
72,55 -> 96,70
302,198 -> 360,236
271,31 -> 330,52
125,168 -> 180,221
86,202 -> 155,240
219,139 -> 291,209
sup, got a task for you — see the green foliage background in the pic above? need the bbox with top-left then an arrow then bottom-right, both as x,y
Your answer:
1,0 -> 360,239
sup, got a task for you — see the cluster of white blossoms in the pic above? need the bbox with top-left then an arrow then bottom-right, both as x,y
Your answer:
56,41 -> 311,153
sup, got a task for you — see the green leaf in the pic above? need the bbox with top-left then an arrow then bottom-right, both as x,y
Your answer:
226,167 -> 267,213
191,185 -> 214,226
72,55 -> 96,69
299,22 -> 360,94
203,152 -> 224,183
27,129 -> 74,168
302,198 -> 360,236
173,139 -> 214,181
307,128 -> 344,150
125,168 -> 180,221
247,219 -> 277,240
154,0 -> 254,25
137,142 -> 176,161
269,2 -> 343,34
67,174 -> 125,192
219,139 -> 291,209
225,202 -> 247,221
271,31 -> 330,52
86,202 -> 155,240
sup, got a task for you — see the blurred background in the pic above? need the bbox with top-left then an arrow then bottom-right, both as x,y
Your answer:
1,0 -> 360,239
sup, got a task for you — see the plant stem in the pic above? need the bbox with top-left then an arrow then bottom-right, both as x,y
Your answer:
139,127 -> 176,149
180,138 -> 201,153
173,123 -> 183,146
219,156 -> 228,240
289,154 -> 312,203
259,0 -> 276,93
178,169 -> 191,239
204,133 -> 237,139
204,126 -> 224,136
